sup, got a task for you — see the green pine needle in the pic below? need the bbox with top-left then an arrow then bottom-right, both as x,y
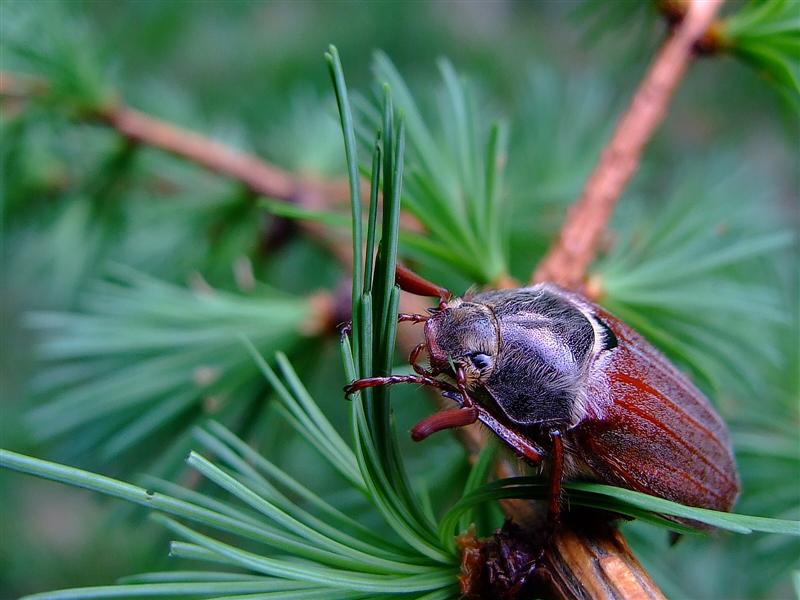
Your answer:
722,0 -> 800,104
25,265 -> 313,474
594,163 -> 793,399
366,53 -> 510,286
439,477 -> 800,552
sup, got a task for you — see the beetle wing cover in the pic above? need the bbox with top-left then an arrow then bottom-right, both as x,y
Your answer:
573,310 -> 740,513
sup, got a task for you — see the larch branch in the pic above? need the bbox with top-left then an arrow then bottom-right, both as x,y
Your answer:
0,70 -> 349,210
540,519 -> 667,600
533,0 -> 725,289
100,105 -> 350,211
0,70 -> 360,262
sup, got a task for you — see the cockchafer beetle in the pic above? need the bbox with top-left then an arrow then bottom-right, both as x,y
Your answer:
345,264 -> 740,523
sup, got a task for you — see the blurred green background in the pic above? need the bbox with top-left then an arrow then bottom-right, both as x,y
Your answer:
1,0 -> 797,598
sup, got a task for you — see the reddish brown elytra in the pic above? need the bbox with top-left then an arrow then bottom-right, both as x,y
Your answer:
345,264 -> 740,523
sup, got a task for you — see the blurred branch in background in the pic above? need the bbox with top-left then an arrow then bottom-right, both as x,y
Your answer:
0,70 -> 344,206
0,70 -> 357,264
100,105 -> 349,212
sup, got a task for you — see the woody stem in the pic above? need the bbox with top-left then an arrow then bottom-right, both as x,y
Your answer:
532,0 -> 725,290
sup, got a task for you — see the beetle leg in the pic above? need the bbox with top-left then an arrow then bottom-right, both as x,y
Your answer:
441,388 -> 546,464
409,384 -> 547,465
395,263 -> 452,305
456,366 -> 475,408
344,374 -> 456,397
409,369 -> 481,441
547,429 -> 564,524
398,312 -> 429,324
474,408 -> 545,465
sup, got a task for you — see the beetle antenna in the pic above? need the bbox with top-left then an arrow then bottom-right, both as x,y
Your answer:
395,262 -> 452,304
337,320 -> 352,342
410,406 -> 478,441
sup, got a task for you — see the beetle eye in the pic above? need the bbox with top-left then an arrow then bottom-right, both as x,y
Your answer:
469,353 -> 492,370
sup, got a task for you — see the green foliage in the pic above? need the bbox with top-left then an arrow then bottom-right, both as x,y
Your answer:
0,65 -> 466,596
4,432 -> 797,597
441,478 -> 800,541
505,67 -> 619,276
594,161 -> 793,399
260,89 -> 345,176
509,68 -> 617,208
1,2 -> 798,598
722,0 -> 800,102
24,266 -> 313,474
1,1 -> 111,113
571,0 -> 661,49
0,422 -> 458,599
361,54 -> 510,286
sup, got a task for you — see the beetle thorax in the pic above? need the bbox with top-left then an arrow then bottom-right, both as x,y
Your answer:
424,286 -> 602,431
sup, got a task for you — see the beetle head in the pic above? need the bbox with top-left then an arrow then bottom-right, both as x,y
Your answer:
424,299 -> 499,386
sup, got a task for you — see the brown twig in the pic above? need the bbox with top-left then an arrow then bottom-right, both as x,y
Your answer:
103,104 -> 365,263
100,105 -> 350,211
539,519 -> 667,600
1,70 -> 349,209
1,70 -> 362,262
1,70 -> 430,263
532,0 -> 725,289
459,518 -> 666,600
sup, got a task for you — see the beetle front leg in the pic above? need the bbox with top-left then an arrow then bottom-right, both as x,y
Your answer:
473,409 -> 546,465
456,367 -> 475,408
398,312 -> 429,325
344,373 -> 456,397
409,370 -> 480,440
410,406 -> 479,441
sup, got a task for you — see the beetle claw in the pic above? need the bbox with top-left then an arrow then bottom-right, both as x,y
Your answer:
337,320 -> 352,338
